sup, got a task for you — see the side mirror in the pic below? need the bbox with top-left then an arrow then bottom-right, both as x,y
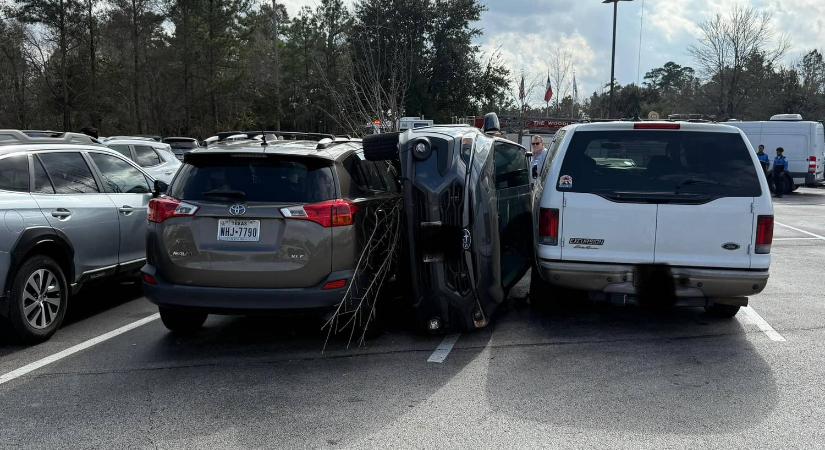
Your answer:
483,112 -> 501,134
153,179 -> 169,197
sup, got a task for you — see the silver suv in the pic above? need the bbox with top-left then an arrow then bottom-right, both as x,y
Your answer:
0,130 -> 156,342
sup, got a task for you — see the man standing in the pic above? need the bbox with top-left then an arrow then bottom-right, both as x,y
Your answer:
531,135 -> 548,179
757,145 -> 770,175
772,147 -> 788,198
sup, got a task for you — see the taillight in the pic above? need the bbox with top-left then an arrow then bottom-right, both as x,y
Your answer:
322,279 -> 347,290
755,215 -> 774,254
142,273 -> 158,285
280,199 -> 358,228
633,123 -> 680,130
539,208 -> 560,245
148,197 -> 199,223
809,156 -> 817,174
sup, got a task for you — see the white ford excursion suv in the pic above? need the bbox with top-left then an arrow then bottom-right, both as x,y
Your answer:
531,121 -> 773,317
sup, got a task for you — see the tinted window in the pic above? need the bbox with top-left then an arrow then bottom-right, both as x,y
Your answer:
90,153 -> 151,194
494,142 -> 530,189
167,141 -> 197,149
171,156 -> 335,203
558,131 -> 761,197
134,145 -> 161,167
0,155 -> 30,192
38,152 -> 99,194
109,144 -> 132,159
33,156 -> 55,194
342,155 -> 389,196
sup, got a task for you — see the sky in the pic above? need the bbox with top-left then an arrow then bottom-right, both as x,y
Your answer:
282,0 -> 824,104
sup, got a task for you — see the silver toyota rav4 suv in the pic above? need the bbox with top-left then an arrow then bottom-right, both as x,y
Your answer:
0,130 -> 156,342
142,132 -> 402,333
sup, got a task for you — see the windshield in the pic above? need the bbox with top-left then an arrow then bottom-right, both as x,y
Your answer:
558,130 -> 761,197
171,156 -> 336,203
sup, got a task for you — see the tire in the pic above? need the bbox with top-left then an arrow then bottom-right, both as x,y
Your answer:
705,303 -> 741,318
6,255 -> 68,343
159,308 -> 207,333
363,132 -> 401,161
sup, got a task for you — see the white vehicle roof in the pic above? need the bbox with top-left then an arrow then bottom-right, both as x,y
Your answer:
560,121 -> 745,134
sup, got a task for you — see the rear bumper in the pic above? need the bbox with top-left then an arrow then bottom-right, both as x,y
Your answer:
538,260 -> 769,298
141,265 -> 351,313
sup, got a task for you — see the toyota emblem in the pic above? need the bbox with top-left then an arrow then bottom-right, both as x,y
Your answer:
229,204 -> 246,216
462,228 -> 472,250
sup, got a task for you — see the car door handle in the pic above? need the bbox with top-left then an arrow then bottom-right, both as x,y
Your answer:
118,205 -> 135,215
51,208 -> 72,219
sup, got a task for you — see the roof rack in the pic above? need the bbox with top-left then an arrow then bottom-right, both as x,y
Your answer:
0,130 -> 100,146
215,131 -> 337,143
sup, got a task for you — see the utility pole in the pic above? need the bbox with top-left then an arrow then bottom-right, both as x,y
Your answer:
603,0 -> 633,119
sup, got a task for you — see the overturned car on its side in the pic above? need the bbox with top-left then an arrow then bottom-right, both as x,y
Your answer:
364,115 -> 533,332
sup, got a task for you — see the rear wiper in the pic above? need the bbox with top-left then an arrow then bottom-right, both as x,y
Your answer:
674,178 -> 720,189
202,189 -> 247,200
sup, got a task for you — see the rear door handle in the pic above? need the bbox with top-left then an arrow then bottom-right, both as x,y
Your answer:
51,208 -> 71,219
118,205 -> 135,215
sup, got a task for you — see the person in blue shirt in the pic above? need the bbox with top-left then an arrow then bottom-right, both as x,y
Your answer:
772,147 -> 788,198
757,144 -> 770,175
531,135 -> 548,179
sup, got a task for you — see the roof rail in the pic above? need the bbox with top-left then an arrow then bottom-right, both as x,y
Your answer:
215,130 -> 337,143
0,130 -> 100,146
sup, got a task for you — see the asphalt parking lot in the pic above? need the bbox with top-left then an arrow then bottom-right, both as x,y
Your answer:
1,187 -> 824,448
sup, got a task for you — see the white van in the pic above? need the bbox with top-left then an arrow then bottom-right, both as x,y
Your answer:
727,114 -> 824,190
532,121 -> 774,317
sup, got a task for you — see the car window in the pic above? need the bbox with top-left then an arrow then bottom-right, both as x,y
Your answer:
0,155 -> 30,192
32,156 -> 55,194
540,130 -> 565,181
171,155 -> 335,203
558,130 -> 761,197
342,155 -> 386,196
494,142 -> 530,189
109,144 -> 133,159
134,145 -> 162,167
38,152 -> 100,194
90,153 -> 152,194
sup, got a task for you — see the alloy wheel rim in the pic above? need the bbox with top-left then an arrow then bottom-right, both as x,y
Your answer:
22,269 -> 62,329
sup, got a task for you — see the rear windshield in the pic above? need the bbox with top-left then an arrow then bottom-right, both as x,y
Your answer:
167,141 -> 197,149
171,156 -> 336,203
558,131 -> 761,197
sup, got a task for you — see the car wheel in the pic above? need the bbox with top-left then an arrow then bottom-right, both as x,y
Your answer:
363,132 -> 401,161
159,308 -> 207,333
705,303 -> 741,318
6,255 -> 68,343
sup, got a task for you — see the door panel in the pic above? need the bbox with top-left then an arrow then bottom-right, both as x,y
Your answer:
493,141 -> 532,288
655,198 -> 754,268
33,152 -> 120,276
89,152 -> 153,264
561,193 -> 657,264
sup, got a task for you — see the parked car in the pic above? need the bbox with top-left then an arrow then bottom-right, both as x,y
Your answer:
162,137 -> 200,161
105,138 -> 181,183
142,132 -> 402,333
531,121 -> 774,317
363,114 -> 533,332
727,114 -> 825,192
0,130 -> 156,342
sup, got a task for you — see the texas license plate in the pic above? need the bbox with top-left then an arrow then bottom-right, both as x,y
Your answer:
217,219 -> 260,242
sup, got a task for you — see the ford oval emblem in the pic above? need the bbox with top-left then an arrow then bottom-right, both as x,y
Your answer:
462,228 -> 472,250
722,243 -> 740,251
229,204 -> 246,216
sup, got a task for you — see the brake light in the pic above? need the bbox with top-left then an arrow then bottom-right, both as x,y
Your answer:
755,215 -> 774,254
539,208 -> 560,245
148,197 -> 199,223
809,156 -> 817,174
280,199 -> 358,228
634,123 -> 680,130
142,273 -> 158,285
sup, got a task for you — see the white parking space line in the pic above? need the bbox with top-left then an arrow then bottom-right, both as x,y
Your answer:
0,313 -> 160,387
427,334 -> 461,363
739,306 -> 786,342
775,221 -> 825,241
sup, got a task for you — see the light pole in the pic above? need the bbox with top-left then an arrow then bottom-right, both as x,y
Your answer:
603,0 -> 633,119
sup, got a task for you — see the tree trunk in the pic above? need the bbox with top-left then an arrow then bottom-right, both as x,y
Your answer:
182,0 -> 191,134
87,0 -> 97,126
208,0 -> 218,130
60,0 -> 70,130
272,0 -> 281,129
132,0 -> 143,133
